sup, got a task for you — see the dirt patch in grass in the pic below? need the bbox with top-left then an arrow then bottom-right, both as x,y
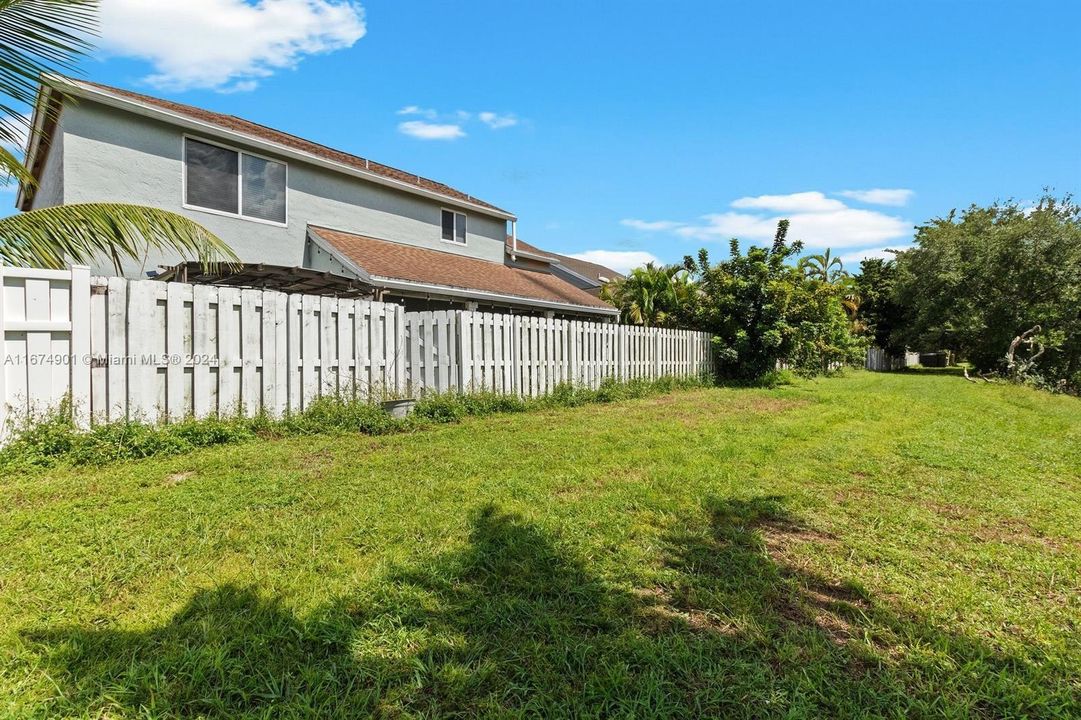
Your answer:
972,517 -> 1078,552
163,471 -> 194,487
552,466 -> 647,500
632,586 -> 741,637
927,502 -> 976,521
643,396 -> 810,428
761,517 -> 840,557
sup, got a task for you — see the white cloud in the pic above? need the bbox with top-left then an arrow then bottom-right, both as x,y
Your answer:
620,218 -> 683,232
397,120 -> 465,141
397,105 -> 437,119
731,191 -> 847,213
677,208 -> 911,248
836,188 -> 914,206
630,190 -> 913,250
569,250 -> 660,275
478,111 -> 518,129
395,107 -> 520,138
99,0 -> 366,92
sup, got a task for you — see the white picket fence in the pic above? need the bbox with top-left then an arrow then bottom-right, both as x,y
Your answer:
1,266 -> 713,440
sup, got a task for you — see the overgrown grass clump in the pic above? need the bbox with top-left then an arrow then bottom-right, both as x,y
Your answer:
0,375 -> 713,471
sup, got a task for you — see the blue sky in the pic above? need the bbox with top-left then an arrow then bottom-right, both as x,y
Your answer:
17,0 -> 1081,272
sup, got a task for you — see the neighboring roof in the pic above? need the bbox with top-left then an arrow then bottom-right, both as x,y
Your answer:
504,236 -> 623,286
505,236 -> 556,262
154,262 -> 372,298
310,226 -> 617,314
548,252 -> 624,285
22,76 -> 511,217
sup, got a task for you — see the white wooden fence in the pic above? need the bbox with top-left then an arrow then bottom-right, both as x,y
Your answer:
407,311 -> 712,397
1,267 -> 713,440
865,347 -> 919,372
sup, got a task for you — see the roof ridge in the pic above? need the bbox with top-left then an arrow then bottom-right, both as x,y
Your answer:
63,77 -> 506,215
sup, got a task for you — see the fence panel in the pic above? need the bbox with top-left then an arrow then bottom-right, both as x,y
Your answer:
865,347 -> 919,372
2,268 -> 716,442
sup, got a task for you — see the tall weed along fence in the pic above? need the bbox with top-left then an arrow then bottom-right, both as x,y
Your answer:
1,265 -> 713,440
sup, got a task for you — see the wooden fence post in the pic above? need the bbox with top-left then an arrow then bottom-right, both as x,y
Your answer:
69,265 -> 92,430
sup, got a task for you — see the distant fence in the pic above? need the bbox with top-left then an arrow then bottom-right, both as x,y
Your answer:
1,266 -> 713,440
865,347 -> 919,372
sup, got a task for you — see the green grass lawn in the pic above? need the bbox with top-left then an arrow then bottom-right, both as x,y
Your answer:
1,372 -> 1079,718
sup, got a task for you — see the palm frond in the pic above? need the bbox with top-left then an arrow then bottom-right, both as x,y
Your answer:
0,0 -> 98,192
0,0 -> 96,108
0,203 -> 240,272
0,143 -> 34,186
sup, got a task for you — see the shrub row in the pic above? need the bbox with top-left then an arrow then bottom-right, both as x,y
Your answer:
0,374 -> 713,471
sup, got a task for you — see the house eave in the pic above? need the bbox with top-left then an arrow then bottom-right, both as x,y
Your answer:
32,75 -> 517,221
504,245 -> 555,263
307,228 -> 617,317
551,261 -> 602,288
373,276 -> 619,316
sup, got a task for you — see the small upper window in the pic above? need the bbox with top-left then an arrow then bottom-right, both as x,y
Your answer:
184,137 -> 286,224
441,209 -> 466,244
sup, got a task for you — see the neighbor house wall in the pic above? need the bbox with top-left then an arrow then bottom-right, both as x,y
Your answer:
57,100 -> 509,277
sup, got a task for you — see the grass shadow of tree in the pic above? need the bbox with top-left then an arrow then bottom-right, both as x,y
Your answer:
656,494 -> 1078,717
23,501 -> 1078,718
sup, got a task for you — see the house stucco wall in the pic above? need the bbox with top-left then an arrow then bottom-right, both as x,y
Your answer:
58,100 -> 509,277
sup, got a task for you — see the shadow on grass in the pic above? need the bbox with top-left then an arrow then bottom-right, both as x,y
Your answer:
898,366 -> 968,376
25,502 -> 1076,718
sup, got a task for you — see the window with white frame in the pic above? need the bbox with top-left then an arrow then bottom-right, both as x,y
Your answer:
184,137 -> 287,224
441,208 -> 466,244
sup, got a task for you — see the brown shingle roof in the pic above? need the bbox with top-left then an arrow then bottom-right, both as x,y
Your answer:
65,78 -> 509,215
311,226 -> 616,312
504,236 -> 623,285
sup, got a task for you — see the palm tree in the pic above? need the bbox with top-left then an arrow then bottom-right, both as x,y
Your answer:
602,262 -> 689,327
799,249 -> 845,283
0,0 -> 237,270
835,273 -> 862,323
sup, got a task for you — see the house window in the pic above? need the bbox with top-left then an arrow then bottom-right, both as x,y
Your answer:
184,137 -> 286,224
441,209 -> 466,244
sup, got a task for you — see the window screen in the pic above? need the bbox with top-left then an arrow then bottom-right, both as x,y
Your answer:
441,209 -> 455,241
185,139 -> 238,213
241,154 -> 287,223
454,212 -> 466,243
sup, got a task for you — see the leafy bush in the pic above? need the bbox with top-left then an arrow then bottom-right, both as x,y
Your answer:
458,391 -> 529,415
757,369 -> 797,388
545,382 -> 594,407
69,421 -> 194,465
684,221 -> 865,381
412,394 -> 466,423
282,396 -> 403,435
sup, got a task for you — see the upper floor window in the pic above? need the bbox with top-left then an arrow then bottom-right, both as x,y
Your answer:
441,208 -> 466,244
184,137 -> 287,225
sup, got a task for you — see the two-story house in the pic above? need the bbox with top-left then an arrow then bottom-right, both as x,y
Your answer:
17,76 -> 621,319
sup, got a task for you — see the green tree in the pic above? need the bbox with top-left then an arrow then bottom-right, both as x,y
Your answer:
854,257 -> 905,353
798,248 -> 845,283
0,0 -> 237,270
893,194 -> 1081,387
686,221 -> 864,380
601,262 -> 694,327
